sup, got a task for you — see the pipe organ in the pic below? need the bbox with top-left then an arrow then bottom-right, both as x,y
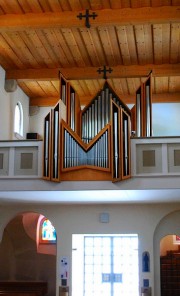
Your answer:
43,73 -> 132,182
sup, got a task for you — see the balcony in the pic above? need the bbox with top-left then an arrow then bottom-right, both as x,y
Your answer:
0,137 -> 179,195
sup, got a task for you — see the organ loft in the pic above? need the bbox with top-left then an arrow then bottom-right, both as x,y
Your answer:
43,72 -> 152,182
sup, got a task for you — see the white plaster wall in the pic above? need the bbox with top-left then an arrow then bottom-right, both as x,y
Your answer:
0,202 -> 180,296
0,66 -> 30,140
29,107 -> 51,138
152,103 -> 180,136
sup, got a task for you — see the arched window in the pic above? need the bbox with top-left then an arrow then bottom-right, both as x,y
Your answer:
14,102 -> 23,136
41,218 -> 56,243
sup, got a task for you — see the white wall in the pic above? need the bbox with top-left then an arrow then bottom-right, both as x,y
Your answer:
0,66 -> 30,140
152,103 -> 180,136
29,107 -> 51,138
0,202 -> 180,296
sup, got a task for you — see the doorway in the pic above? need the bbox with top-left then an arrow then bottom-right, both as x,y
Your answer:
72,234 -> 139,296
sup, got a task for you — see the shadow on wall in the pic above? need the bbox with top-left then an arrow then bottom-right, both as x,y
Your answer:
0,212 -> 56,296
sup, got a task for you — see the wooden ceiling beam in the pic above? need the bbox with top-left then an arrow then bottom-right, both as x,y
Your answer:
6,64 -> 180,81
30,92 -> 180,107
0,6 -> 179,31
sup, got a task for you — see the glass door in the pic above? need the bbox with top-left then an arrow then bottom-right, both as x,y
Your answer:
72,234 -> 139,296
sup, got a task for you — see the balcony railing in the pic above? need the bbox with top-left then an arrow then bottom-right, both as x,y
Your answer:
0,137 -> 180,180
0,140 -> 42,178
131,137 -> 180,177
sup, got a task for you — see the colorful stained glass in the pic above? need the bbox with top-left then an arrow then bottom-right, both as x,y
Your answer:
42,219 -> 56,241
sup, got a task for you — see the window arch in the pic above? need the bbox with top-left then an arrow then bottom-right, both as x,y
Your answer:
40,218 -> 56,243
14,102 -> 23,136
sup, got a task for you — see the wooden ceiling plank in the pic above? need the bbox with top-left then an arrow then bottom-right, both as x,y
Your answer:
107,26 -> 123,65
15,0 -> 32,13
153,24 -> 163,64
18,31 -> 47,68
134,25 -> 147,65
162,23 -> 171,63
88,0 -> 103,10
68,0 -> 82,10
109,0 -> 122,9
170,23 -> 180,64
47,0 -> 63,12
54,28 -> 76,66
43,29 -> 67,67
57,0 -> 71,11
88,27 -> 107,66
70,80 -> 86,97
36,30 -> 60,68
0,0 -> 23,14
98,26 -> 117,66
116,26 -> 133,65
0,7 -> 179,31
101,0 -> 111,9
25,30 -> 58,68
26,0 -> 42,13
1,31 -> 39,68
0,34 -> 25,69
125,25 -> 138,64
79,27 -> 101,66
18,81 -> 34,96
51,80 -> 60,92
37,81 -> 59,96
144,24 -> 154,64
37,0 -> 52,12
71,28 -> 93,66
121,0 -> 131,8
25,81 -> 47,96
61,28 -> 86,67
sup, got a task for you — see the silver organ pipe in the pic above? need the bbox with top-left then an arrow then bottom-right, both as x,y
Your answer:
124,118 -> 128,176
44,120 -> 49,177
54,110 -> 59,178
63,128 -> 109,169
136,93 -> 141,137
145,85 -> 150,137
81,87 -> 123,144
70,92 -> 75,131
113,112 -> 118,179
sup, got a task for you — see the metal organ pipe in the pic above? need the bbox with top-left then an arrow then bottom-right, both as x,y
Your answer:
146,85 -> 150,137
63,129 -> 109,169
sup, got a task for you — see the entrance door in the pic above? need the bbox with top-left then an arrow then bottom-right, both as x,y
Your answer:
72,234 -> 139,296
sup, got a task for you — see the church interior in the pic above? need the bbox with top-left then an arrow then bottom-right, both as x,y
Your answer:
0,1 -> 180,296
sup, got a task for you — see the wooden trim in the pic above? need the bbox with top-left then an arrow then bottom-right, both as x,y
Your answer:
7,64 -> 180,81
0,7 -> 178,31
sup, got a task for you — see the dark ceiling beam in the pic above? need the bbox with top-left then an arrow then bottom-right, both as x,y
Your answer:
6,64 -> 180,81
0,7 -> 179,31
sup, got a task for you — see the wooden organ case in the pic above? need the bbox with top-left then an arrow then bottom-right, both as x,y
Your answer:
43,74 -> 131,182
132,73 -> 152,137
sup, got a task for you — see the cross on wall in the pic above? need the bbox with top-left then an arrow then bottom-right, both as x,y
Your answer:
97,65 -> 113,79
77,9 -> 98,28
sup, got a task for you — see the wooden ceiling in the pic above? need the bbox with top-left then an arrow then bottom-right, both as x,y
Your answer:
0,0 -> 180,107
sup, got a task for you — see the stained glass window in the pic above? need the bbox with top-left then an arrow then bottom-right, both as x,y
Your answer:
41,219 -> 56,242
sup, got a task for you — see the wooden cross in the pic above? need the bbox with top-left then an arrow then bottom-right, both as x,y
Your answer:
97,65 -> 113,79
77,9 -> 98,28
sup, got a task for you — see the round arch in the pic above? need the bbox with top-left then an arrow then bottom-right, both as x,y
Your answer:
154,210 -> 180,296
0,211 -> 57,296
